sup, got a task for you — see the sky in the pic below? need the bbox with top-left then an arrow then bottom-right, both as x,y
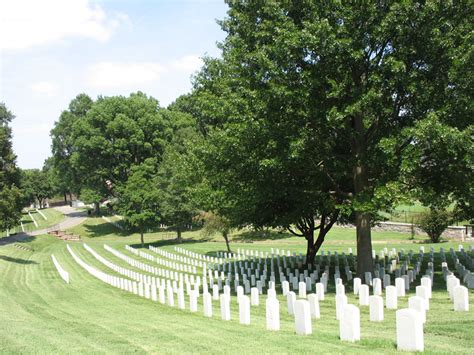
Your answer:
0,0 -> 228,169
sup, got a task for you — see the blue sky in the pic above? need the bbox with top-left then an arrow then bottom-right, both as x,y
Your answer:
0,0 -> 228,169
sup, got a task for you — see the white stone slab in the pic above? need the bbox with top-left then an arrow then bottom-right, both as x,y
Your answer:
220,294 -> 231,321
395,277 -> 405,297
336,294 -> 348,320
266,297 -> 280,331
416,286 -> 430,310
294,300 -> 312,335
298,282 -> 307,298
353,278 -> 361,295
453,286 -> 469,311
287,291 -> 296,315
316,282 -> 325,301
408,296 -> 426,323
308,293 -> 320,319
373,278 -> 382,296
386,285 -> 398,310
339,304 -> 360,342
369,295 -> 384,321
396,309 -> 424,351
203,292 -> 212,317
359,284 -> 369,306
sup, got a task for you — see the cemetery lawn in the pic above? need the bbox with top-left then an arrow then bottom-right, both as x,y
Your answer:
0,217 -> 473,354
20,208 -> 66,233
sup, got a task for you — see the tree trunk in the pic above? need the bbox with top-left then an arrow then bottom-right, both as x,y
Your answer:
94,202 -> 100,216
356,212 -> 373,277
63,193 -> 68,203
305,228 -> 316,267
176,225 -> 182,243
140,228 -> 144,248
223,231 -> 231,253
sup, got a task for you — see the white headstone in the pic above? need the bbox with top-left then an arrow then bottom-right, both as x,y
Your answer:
359,284 -> 369,306
448,277 -> 460,301
151,286 -> 157,302
386,285 -> 398,310
416,285 -> 430,310
336,284 -> 345,296
212,284 -> 219,300
287,291 -> 296,315
220,294 -> 231,321
396,309 -> 424,352
189,291 -> 198,312
239,295 -> 251,325
421,277 -> 432,298
308,293 -> 320,319
369,295 -> 384,321
298,282 -> 307,298
282,280 -> 290,296
268,288 -> 277,299
336,294 -> 348,320
294,300 -> 312,335
408,296 -> 426,323
178,288 -> 185,310
339,304 -> 360,342
373,278 -> 382,296
316,282 -> 325,300
167,287 -> 175,307
251,287 -> 259,306
453,286 -> 469,311
237,285 -> 244,304
266,297 -> 280,331
203,292 -> 212,317
353,277 -> 361,295
395,277 -> 405,297
158,286 -> 165,304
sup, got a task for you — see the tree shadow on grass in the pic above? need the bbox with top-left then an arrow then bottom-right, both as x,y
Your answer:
0,254 -> 38,264
231,229 -> 293,243
82,223 -> 130,238
131,236 -> 213,249
0,234 -> 36,247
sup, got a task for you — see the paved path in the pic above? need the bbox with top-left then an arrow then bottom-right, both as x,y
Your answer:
0,206 -> 87,245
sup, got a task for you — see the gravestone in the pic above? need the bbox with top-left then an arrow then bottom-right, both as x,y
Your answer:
408,296 -> 426,323
189,291 -> 198,312
453,286 -> 469,311
294,300 -> 312,335
203,292 -> 212,317
268,288 -> 277,299
239,295 -> 251,325
395,277 -> 405,297
373,278 -> 382,296
386,285 -> 398,310
308,293 -> 320,319
339,304 -> 360,342
220,294 -> 231,321
415,286 -> 430,310
299,282 -> 307,298
336,294 -> 348,320
369,295 -> 384,321
336,284 -> 345,296
178,288 -> 185,310
251,287 -> 259,306
316,282 -> 325,300
266,297 -> 280,331
282,280 -> 290,296
212,285 -> 219,300
421,277 -> 432,298
287,291 -> 296,315
167,287 -> 175,307
359,284 -> 369,306
353,278 -> 361,295
396,309 -> 424,351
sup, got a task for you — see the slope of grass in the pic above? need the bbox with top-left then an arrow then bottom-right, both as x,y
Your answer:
1,219 -> 473,353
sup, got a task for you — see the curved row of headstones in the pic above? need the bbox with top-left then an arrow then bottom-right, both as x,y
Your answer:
125,245 -> 197,274
51,254 -> 69,283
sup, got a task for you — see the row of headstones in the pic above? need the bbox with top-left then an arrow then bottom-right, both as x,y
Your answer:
173,246 -> 224,264
105,244 -> 197,280
148,245 -> 205,269
51,254 -> 70,283
125,245 -> 197,274
84,244 -> 204,293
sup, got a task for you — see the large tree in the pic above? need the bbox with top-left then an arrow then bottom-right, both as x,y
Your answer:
192,1 -> 473,275
50,94 -> 93,203
0,103 -> 22,232
21,169 -> 54,209
116,158 -> 161,247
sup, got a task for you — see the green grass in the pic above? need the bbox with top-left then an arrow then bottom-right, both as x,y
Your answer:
20,208 -> 66,232
1,217 -> 473,353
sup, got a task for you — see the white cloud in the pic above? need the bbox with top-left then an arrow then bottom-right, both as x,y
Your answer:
86,62 -> 165,89
171,55 -> 203,72
0,0 -> 129,51
28,81 -> 59,97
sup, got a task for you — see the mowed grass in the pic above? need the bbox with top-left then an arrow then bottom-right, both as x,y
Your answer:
20,208 -> 66,232
0,217 -> 473,354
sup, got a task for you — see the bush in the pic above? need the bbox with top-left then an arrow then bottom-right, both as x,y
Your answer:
418,209 -> 452,243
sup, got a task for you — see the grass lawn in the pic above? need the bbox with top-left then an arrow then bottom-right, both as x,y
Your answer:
20,208 -> 66,232
0,216 -> 472,353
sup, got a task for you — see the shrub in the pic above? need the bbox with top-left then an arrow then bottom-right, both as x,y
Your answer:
418,209 -> 452,243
